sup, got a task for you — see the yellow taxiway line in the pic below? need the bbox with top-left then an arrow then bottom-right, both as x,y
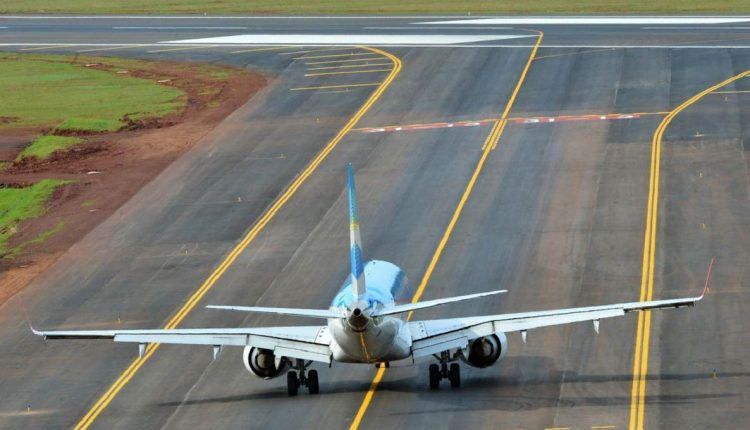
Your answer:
347,29 -> 545,430
628,70 -> 750,430
72,46 -> 401,430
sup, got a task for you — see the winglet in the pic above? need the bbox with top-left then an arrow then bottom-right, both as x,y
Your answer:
699,257 -> 715,300
20,299 -> 43,337
347,163 -> 366,303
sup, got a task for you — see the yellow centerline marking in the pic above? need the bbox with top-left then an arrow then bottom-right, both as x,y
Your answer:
147,45 -> 217,53
294,52 -> 372,60
304,57 -> 382,65
304,68 -> 392,77
20,44 -> 69,51
76,45 -> 147,53
347,30 -> 544,430
627,70 -> 750,430
290,82 -> 382,92
72,46 -> 401,430
230,45 -> 299,54
308,63 -> 393,71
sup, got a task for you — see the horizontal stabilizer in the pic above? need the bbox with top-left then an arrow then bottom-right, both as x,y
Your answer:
372,289 -> 507,317
206,305 -> 343,319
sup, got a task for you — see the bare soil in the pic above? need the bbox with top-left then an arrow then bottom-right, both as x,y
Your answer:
0,60 -> 266,305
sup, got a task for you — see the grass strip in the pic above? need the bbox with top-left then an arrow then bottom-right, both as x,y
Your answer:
16,135 -> 85,161
4,221 -> 65,259
0,52 -> 185,132
0,179 -> 69,255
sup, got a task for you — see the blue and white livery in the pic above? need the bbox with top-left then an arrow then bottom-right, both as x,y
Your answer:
32,166 -> 711,395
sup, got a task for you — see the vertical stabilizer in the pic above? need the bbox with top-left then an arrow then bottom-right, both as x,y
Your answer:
347,164 -> 367,302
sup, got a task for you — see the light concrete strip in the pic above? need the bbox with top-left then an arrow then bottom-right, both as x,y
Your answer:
161,33 -> 534,45
5,43 -> 750,50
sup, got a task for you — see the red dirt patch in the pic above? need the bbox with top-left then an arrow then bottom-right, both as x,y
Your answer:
0,59 -> 266,305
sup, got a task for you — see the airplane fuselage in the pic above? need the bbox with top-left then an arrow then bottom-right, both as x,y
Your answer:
327,260 -> 413,363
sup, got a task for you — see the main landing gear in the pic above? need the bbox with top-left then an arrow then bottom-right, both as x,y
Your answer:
286,359 -> 319,396
429,352 -> 461,390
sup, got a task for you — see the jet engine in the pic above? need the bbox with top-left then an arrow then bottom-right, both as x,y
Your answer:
461,333 -> 508,368
243,346 -> 290,379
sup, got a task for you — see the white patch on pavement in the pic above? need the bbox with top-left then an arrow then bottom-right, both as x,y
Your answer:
418,17 -> 750,25
160,34 -> 533,45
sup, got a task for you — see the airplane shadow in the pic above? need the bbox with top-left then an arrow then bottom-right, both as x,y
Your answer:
158,356 -> 747,410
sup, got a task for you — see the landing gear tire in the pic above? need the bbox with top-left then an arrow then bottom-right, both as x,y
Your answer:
448,363 -> 461,389
287,371 -> 299,396
307,369 -> 320,394
429,364 -> 440,390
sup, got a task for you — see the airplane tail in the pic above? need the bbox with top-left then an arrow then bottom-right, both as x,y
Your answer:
347,164 -> 366,303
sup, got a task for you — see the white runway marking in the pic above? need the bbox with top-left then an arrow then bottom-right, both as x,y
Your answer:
364,26 -> 514,30
161,34 -> 533,45
420,17 -> 750,25
113,26 -> 249,30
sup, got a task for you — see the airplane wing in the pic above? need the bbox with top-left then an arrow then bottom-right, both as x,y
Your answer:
32,325 -> 333,364
409,291 -> 707,359
205,305 -> 343,319
371,289 -> 507,317
410,259 -> 713,359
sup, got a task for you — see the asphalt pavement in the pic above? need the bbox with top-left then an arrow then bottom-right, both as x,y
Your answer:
0,16 -> 748,430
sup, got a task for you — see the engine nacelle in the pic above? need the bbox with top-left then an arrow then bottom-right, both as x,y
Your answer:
461,333 -> 508,368
243,346 -> 290,379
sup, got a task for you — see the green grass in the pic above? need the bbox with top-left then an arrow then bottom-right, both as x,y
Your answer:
1,0 -> 749,14
16,135 -> 85,161
0,179 -> 69,255
0,53 -> 185,132
81,199 -> 95,208
4,221 -> 65,259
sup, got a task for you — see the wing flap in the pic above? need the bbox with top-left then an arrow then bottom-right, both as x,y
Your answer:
412,335 -> 469,359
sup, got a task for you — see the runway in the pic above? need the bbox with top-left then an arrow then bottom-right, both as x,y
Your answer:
0,16 -> 748,430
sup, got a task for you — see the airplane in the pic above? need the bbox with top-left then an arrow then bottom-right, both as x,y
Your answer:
32,164 -> 712,396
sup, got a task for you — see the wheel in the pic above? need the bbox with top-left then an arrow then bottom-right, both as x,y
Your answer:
449,363 -> 461,389
307,370 -> 319,394
287,371 -> 299,396
428,364 -> 440,390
